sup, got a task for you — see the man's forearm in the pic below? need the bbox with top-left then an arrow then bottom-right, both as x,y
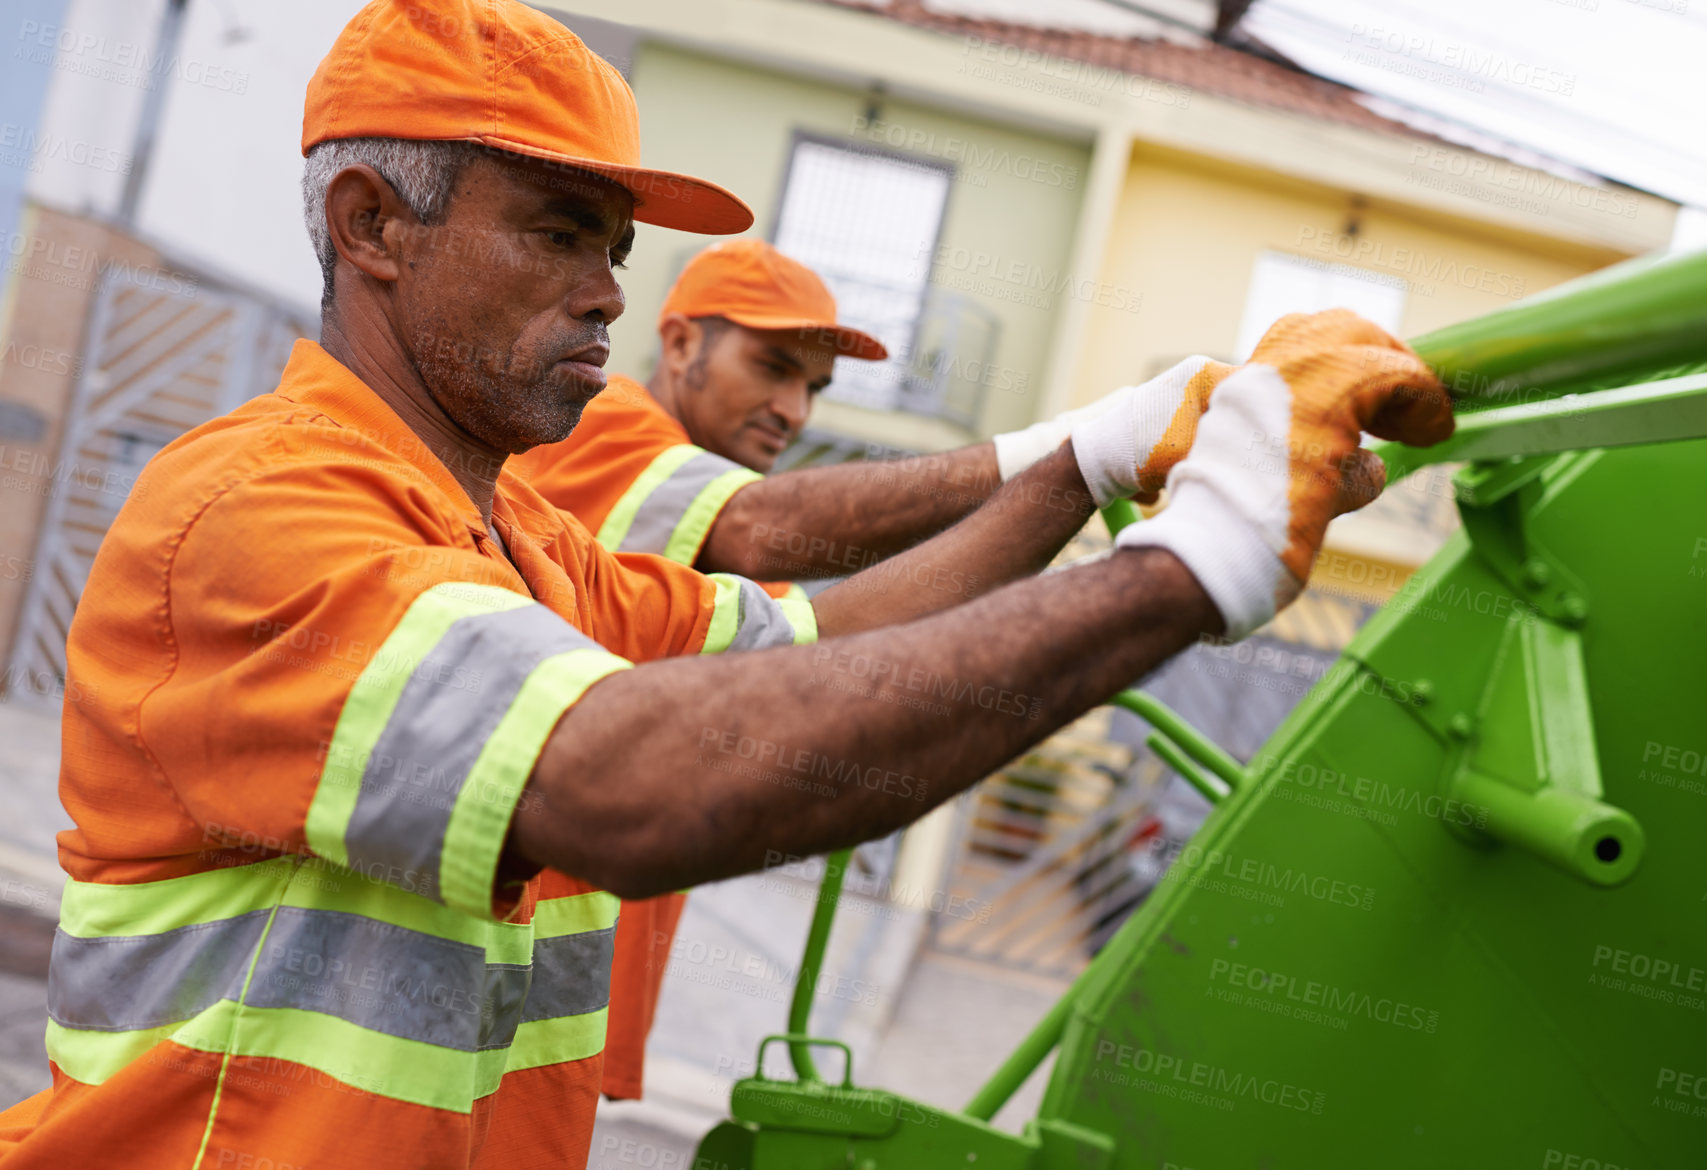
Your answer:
699,442 -> 1002,579
808,444 -> 1095,636
511,545 -> 1219,899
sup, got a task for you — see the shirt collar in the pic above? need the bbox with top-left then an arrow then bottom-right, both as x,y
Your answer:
275,339 -> 489,531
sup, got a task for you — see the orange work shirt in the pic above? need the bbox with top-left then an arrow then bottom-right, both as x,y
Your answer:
0,341 -> 814,1170
511,375 -> 804,1099
512,376 -> 775,580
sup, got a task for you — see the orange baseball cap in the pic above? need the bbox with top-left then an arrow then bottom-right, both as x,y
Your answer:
660,240 -> 888,360
302,0 -> 752,235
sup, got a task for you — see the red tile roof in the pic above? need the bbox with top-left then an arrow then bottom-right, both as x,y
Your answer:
819,0 -> 1434,142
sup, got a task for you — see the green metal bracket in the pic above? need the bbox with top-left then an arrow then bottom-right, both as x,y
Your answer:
1450,454 -> 1593,627
1451,453 -> 1554,508
964,972 -> 1081,1123
720,1035 -> 1114,1170
1144,732 -> 1225,805
1110,689 -> 1247,793
1445,611 -> 1644,886
1029,1118 -> 1115,1169
734,1035 -> 895,1135
785,848 -> 850,1082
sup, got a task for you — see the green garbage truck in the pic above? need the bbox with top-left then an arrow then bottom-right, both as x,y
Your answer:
695,247 -> 1707,1170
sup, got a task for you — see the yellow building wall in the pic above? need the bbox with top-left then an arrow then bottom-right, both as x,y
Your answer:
1073,144 -> 1631,403
622,42 -> 1092,445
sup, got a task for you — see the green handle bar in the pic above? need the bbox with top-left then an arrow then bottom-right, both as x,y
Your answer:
784,848 -> 850,1081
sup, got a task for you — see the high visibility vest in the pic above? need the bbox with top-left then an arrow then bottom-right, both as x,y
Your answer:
0,341 -> 814,1169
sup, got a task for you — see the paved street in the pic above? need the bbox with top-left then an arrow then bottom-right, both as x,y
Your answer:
0,699 -> 64,1108
0,898 -> 54,1106
0,700 -> 68,918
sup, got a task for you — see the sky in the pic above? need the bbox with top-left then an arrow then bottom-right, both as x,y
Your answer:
933,0 -> 1707,242
1239,0 -> 1707,216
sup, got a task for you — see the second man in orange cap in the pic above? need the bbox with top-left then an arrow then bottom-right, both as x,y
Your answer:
513,237 -> 1228,604
509,238 -> 1234,1099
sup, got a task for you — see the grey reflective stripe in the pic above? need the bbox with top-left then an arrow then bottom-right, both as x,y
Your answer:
521,926 -> 615,1022
246,907 -> 498,1050
347,604 -> 600,901
478,964 -> 532,1051
727,578 -> 804,652
50,905 -> 555,1053
617,449 -> 745,555
47,911 -> 269,1031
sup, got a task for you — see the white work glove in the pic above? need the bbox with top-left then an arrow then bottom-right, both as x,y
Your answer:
992,395 -> 1105,481
990,357 -> 1234,506
1117,312 -> 1453,639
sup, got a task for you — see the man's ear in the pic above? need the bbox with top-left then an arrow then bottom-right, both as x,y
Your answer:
324,164 -> 416,289
656,313 -> 697,373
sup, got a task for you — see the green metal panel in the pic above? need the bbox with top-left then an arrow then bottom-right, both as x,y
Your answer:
700,249 -> 1707,1169
1038,436 -> 1707,1167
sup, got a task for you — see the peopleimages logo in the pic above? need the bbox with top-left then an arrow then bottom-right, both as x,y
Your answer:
1294,227 -> 1527,298
0,123 -> 130,174
1,230 -> 198,296
847,116 -> 1080,190
1148,840 -> 1376,911
1340,24 -> 1576,96
1091,1040 -> 1326,1114
957,36 -> 1192,110
923,243 -> 1144,314
15,20 -> 250,94
1208,958 -> 1441,1032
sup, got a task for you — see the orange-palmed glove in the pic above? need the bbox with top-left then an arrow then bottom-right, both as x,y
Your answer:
1117,310 -> 1453,638
994,357 -> 1235,504
1067,356 -> 1239,507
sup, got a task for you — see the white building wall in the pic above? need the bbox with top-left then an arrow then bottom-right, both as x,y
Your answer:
28,0 -> 364,314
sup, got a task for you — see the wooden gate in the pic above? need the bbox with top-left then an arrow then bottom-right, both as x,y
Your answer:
930,713 -> 1169,978
6,270 -> 303,700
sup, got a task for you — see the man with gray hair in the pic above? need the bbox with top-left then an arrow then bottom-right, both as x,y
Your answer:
302,137 -> 486,305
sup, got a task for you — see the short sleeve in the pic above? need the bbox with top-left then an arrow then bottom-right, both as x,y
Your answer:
577,537 -> 817,662
594,443 -> 763,564
148,459 -> 631,920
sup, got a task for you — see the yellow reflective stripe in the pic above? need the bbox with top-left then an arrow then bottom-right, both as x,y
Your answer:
171,1000 -> 506,1113
59,859 -> 563,980
57,856 -> 526,958
57,857 -> 297,939
438,648 -> 632,918
781,582 -> 809,604
505,1007 -> 608,1073
700,574 -> 744,655
46,1018 -> 182,1086
530,890 -> 620,939
307,582 -> 532,868
661,466 -> 763,564
276,861 -> 532,966
701,576 -> 816,654
777,595 -> 818,645
596,445 -> 699,551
